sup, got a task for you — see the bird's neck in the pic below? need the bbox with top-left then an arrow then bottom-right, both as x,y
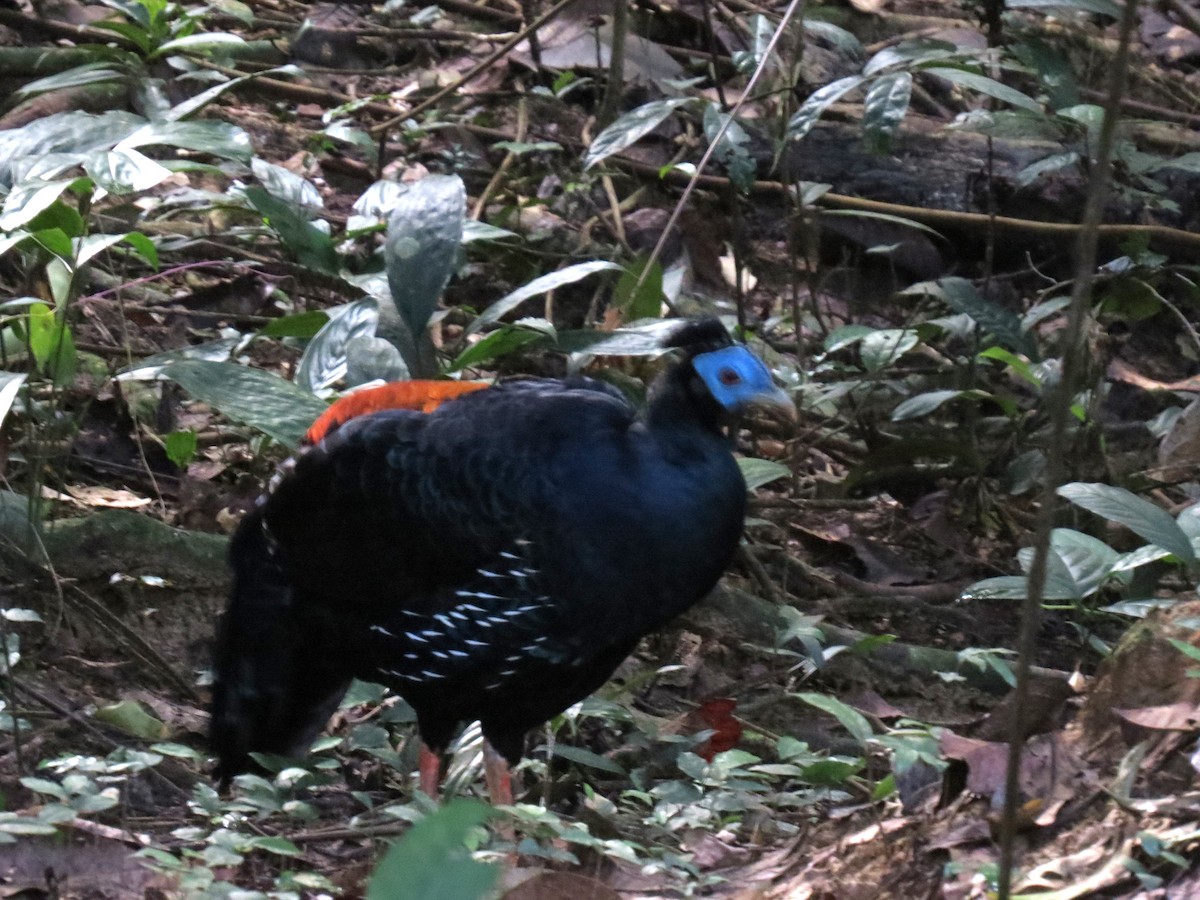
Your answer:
644,366 -> 725,436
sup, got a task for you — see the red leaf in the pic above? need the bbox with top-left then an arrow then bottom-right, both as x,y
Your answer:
695,697 -> 742,761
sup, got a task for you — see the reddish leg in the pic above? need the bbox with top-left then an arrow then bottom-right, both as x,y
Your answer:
419,743 -> 443,799
482,739 -> 514,806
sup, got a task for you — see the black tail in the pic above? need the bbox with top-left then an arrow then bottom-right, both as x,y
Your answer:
210,508 -> 351,786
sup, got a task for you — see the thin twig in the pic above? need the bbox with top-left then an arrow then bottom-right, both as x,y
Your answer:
995,0 -> 1141,895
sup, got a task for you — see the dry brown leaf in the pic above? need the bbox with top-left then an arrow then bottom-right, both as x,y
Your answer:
1113,701 -> 1200,731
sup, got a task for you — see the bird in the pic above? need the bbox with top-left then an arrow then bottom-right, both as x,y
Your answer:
209,317 -> 793,804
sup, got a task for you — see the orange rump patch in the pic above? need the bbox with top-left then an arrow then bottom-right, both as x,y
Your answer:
304,380 -> 489,445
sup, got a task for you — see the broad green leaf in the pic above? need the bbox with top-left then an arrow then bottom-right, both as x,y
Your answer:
795,692 -> 873,746
862,72 -> 912,153
1016,150 -> 1081,188
962,575 -> 1037,600
86,147 -> 172,193
922,67 -> 1041,113
94,700 -> 167,740
346,336 -> 408,387
245,835 -> 301,856
156,32 -> 245,54
27,302 -> 76,387
16,64 -> 124,99
295,298 -> 379,392
822,324 -> 876,354
251,158 -> 323,212
892,389 -> 964,421
259,310 -> 330,339
554,320 -> 681,356
978,346 -> 1039,386
1102,599 -> 1175,618
162,359 -> 326,449
821,208 -> 942,237
802,19 -> 862,55
462,220 -> 517,243
1044,528 -> 1120,598
166,65 -> 303,122
1176,504 -> 1200,541
550,745 -> 627,775
164,429 -> 198,468
787,76 -> 865,142
367,800 -> 499,900
799,758 -> 863,786
584,98 -> 694,169
244,185 -> 338,275
864,39 -> 958,75
0,373 -> 26,432
613,257 -> 664,321
1058,482 -> 1196,565
116,337 -> 239,381
118,119 -> 252,161
383,175 -> 465,377
449,325 -> 548,372
859,328 -> 919,370
739,457 -> 790,490
1153,152 -> 1200,174
1111,544 -> 1173,573
904,277 -> 1034,356
703,105 -> 755,192
0,490 -> 41,564
0,179 -> 75,231
467,261 -> 623,335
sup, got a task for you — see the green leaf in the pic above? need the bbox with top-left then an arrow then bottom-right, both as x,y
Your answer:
862,73 -> 912,153
383,175 -> 465,377
449,324 -> 548,372
550,744 -> 627,776
27,302 -> 76,387
119,119 -> 252,162
0,179 -> 76,232
0,373 -> 26,433
788,76 -> 866,142
93,700 -> 168,740
613,257 -> 664,321
903,277 -> 1034,356
922,67 -> 1041,113
295,298 -> 380,392
859,328 -> 919,370
260,310 -> 330,339
891,389 -> 964,421
0,490 -> 42,564
798,758 -> 863,786
16,64 -> 125,99
164,429 -> 198,468
86,148 -> 173,194
467,261 -> 623,336
1016,150 -> 1081,188
584,99 -> 694,169
738,457 -> 790,490
1058,482 -> 1196,565
367,800 -> 499,900
795,692 -> 873,746
162,359 -> 327,449
244,186 -> 339,275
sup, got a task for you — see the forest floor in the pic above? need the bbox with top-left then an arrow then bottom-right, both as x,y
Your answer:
2,0 -> 1200,896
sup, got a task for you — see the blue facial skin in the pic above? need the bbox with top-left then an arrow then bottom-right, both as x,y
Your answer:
692,345 -> 791,414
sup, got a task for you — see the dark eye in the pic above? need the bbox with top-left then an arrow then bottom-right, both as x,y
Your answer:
719,368 -> 742,386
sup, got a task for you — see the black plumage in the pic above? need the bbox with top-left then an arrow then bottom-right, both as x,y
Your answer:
210,317 -> 792,795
